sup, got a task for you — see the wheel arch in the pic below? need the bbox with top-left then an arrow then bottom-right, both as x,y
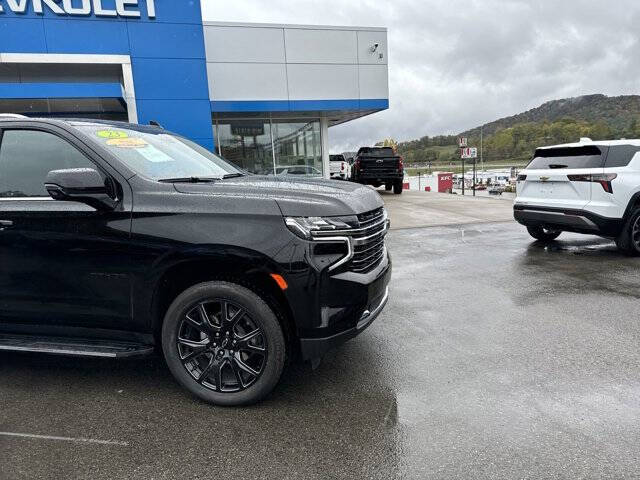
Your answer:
149,250 -> 297,352
623,191 -> 640,221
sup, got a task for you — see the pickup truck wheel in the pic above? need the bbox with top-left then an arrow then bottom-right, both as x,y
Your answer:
385,183 -> 392,191
527,226 -> 561,242
162,281 -> 286,406
615,208 -> 640,256
393,180 -> 403,195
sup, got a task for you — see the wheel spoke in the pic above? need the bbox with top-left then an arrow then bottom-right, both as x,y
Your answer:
234,356 -> 261,377
199,304 -> 215,328
212,359 -> 226,391
237,328 -> 261,343
230,357 -> 247,388
236,328 -> 266,354
198,357 -> 216,384
224,302 -> 245,327
178,337 -> 209,361
178,337 -> 209,349
184,313 -> 208,334
241,343 -> 266,354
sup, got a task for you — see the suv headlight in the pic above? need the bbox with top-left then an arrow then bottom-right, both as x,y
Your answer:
285,216 -> 352,240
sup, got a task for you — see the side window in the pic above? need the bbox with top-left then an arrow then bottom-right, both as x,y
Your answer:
0,129 -> 95,198
604,145 -> 640,168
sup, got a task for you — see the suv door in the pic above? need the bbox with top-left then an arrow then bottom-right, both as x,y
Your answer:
0,126 -> 133,332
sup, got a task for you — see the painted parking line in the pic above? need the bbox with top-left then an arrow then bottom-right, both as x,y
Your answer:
0,431 -> 129,447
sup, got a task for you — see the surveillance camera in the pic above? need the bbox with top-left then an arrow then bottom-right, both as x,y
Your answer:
370,43 -> 380,53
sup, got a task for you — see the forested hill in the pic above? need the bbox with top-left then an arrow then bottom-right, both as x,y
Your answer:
461,94 -> 640,138
397,95 -> 640,165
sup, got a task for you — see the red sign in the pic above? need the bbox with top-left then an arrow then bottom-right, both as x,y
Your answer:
438,173 -> 453,193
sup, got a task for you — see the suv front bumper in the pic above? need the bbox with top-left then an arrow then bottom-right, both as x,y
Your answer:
298,256 -> 392,361
514,204 -> 623,237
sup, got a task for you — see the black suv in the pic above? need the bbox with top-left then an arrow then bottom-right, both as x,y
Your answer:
0,118 -> 391,406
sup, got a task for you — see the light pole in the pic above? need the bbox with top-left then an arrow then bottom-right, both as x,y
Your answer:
480,125 -> 484,176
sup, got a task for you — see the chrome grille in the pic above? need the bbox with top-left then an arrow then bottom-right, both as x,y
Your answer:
350,208 -> 387,273
310,207 -> 389,274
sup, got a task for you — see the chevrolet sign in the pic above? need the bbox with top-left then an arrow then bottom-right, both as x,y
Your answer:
0,0 -> 156,18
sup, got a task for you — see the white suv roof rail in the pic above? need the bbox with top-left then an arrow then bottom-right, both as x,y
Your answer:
0,113 -> 29,119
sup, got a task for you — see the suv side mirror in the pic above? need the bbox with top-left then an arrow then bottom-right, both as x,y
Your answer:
45,168 -> 118,211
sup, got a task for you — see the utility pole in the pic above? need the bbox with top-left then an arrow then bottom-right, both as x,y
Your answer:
462,158 -> 465,196
459,137 -> 468,196
472,158 -> 476,197
480,125 -> 484,176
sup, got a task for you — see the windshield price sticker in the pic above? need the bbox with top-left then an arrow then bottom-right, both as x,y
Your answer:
106,138 -> 148,148
97,130 -> 129,140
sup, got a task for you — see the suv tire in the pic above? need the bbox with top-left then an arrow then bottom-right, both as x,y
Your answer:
393,180 -> 403,195
162,281 -> 286,406
527,226 -> 561,242
615,207 -> 640,256
385,183 -> 392,191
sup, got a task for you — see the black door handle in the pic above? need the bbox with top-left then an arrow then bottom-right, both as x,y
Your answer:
0,220 -> 13,227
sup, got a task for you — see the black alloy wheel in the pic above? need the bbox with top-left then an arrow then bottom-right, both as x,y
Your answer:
162,281 -> 286,406
177,300 -> 267,393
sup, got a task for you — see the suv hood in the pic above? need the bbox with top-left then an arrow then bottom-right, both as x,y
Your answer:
174,176 -> 384,217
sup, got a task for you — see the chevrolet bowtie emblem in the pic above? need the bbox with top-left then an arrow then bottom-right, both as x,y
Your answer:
539,176 -> 550,182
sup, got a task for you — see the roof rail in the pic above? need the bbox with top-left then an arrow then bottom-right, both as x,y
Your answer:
0,114 -> 29,120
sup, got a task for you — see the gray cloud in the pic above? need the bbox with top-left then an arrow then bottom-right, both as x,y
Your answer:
203,0 -> 640,152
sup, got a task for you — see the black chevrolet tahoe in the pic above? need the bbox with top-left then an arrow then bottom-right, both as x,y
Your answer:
0,117 -> 391,406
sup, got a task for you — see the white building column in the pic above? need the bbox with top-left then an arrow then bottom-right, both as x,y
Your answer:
121,61 -> 138,123
320,115 -> 330,179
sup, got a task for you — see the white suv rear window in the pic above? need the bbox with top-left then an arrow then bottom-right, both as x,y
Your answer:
528,146 -> 605,170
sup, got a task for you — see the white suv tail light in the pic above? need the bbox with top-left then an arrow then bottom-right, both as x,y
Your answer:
567,173 -> 617,193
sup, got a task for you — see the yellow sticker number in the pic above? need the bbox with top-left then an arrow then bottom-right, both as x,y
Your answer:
97,130 -> 129,140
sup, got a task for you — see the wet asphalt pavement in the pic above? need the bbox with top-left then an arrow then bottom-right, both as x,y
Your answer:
2,221 -> 640,479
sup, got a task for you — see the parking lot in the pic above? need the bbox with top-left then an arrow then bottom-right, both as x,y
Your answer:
2,192 -> 640,479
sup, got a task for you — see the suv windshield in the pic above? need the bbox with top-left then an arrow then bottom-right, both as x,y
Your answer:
77,125 -> 242,181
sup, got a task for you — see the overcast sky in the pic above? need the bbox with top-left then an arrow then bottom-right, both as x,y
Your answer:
203,0 -> 640,152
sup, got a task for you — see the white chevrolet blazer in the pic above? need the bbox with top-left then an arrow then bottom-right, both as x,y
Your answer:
514,138 -> 640,254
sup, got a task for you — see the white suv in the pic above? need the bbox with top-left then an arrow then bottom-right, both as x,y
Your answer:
514,139 -> 640,254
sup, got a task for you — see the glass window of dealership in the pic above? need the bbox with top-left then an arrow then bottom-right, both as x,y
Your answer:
214,115 -> 323,176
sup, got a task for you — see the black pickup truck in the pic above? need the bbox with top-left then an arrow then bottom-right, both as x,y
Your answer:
352,147 -> 404,194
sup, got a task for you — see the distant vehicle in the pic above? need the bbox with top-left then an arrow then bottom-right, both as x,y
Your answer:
329,154 -> 351,180
514,139 -> 640,254
488,185 -> 505,195
352,147 -> 404,194
275,165 -> 322,176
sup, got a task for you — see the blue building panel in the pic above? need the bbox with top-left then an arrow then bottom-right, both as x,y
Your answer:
0,18 -> 47,53
131,58 -> 209,100
136,99 -> 214,140
43,19 -> 130,54
211,100 -> 291,113
127,22 -> 206,59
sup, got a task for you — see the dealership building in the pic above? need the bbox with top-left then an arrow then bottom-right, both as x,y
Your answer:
0,0 -> 389,177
